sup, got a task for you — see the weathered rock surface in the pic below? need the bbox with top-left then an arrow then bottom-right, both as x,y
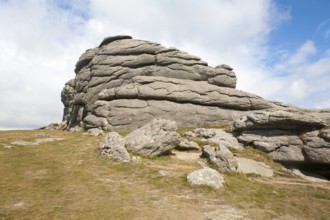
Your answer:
42,121 -> 68,130
176,138 -> 200,151
184,128 -> 243,150
232,110 -> 326,132
302,129 -> 330,164
233,111 -> 330,179
61,35 -> 282,131
237,130 -> 305,162
125,118 -> 180,156
88,128 -> 105,136
187,167 -> 225,189
236,157 -> 274,177
99,132 -> 131,162
202,145 -> 238,172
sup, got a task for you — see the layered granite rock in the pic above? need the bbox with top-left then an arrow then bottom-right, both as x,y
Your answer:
61,35 -> 280,131
302,129 -> 330,164
232,110 -> 326,132
232,110 -> 329,178
184,128 -> 243,150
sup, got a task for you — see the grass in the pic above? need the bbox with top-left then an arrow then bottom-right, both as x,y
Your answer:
0,130 -> 329,219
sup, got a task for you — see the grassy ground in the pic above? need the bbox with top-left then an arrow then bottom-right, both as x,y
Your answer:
0,130 -> 330,219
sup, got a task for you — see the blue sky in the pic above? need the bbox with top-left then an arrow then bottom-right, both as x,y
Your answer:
270,0 -> 330,61
0,0 -> 329,129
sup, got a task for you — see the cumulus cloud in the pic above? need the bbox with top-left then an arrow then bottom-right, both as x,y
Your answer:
317,18 -> 330,40
262,41 -> 330,107
0,0 -> 329,129
0,0 -> 90,129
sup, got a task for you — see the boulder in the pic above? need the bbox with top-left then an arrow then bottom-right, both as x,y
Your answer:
187,167 -> 225,189
42,121 -> 68,130
88,128 -> 105,136
184,128 -> 243,150
99,132 -> 131,162
236,157 -> 274,177
202,145 -> 238,172
68,126 -> 84,132
176,138 -> 200,151
125,118 -> 180,156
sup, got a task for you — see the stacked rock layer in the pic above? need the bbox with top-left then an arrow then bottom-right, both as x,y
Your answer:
62,35 -> 330,132
62,35 -> 280,131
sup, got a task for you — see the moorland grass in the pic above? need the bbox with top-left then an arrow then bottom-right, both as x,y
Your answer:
0,130 -> 329,219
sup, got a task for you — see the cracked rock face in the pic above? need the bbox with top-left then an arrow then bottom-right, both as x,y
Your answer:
202,145 -> 238,172
232,111 -> 330,178
61,35 -> 278,131
303,129 -> 330,164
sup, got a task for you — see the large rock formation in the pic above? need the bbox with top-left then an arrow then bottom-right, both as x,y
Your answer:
61,35 -> 283,131
60,35 -> 330,178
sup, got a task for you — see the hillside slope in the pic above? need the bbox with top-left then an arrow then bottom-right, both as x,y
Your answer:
1,130 -> 330,219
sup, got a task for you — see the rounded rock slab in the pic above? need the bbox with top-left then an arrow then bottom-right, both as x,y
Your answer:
187,167 -> 225,189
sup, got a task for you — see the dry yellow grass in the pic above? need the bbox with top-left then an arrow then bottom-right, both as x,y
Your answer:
0,130 -> 329,219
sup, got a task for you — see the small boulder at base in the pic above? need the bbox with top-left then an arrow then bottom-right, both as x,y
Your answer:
88,128 -> 105,136
125,118 -> 180,156
99,132 -> 131,162
202,145 -> 238,172
42,121 -> 67,130
187,167 -> 225,189
175,138 -> 200,151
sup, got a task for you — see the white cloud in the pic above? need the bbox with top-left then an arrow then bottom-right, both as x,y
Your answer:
288,41 -> 317,65
260,40 -> 330,107
317,18 -> 330,40
0,0 -> 90,129
87,0 -> 290,98
288,79 -> 307,99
